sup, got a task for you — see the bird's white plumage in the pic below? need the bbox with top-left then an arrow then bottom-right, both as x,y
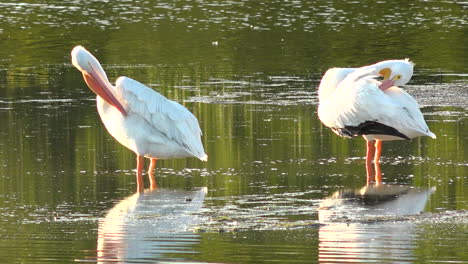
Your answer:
318,60 -> 435,141
318,59 -> 414,104
97,76 -> 207,161
72,45 -> 207,162
318,67 -> 356,103
110,77 -> 207,160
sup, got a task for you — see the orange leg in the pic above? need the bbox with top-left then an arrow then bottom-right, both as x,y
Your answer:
374,140 -> 383,184
148,158 -> 158,190
366,140 -> 375,184
136,155 -> 145,192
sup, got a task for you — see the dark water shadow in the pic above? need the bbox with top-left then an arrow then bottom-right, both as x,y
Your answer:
318,184 -> 435,263
95,187 -> 208,263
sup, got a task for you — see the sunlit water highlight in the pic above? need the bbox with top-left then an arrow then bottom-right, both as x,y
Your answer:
0,0 -> 467,263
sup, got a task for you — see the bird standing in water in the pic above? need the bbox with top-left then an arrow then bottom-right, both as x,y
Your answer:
317,59 -> 435,183
71,46 -> 207,191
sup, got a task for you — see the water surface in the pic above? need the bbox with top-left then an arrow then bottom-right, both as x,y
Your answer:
0,0 -> 467,263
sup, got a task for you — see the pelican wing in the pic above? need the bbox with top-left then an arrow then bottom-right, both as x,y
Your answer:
116,77 -> 207,160
318,67 -> 356,102
318,68 -> 432,140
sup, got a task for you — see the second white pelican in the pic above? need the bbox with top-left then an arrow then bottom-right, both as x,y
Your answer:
71,46 -> 207,191
317,59 -> 436,183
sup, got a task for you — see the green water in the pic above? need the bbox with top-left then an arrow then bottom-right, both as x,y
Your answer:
0,0 -> 466,263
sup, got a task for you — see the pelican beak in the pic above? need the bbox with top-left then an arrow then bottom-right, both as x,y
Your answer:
378,68 -> 394,91
82,63 -> 127,115
378,79 -> 394,91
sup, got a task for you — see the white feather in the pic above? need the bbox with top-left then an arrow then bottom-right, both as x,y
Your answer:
318,67 -> 356,103
95,76 -> 207,161
116,77 -> 207,160
318,65 -> 435,141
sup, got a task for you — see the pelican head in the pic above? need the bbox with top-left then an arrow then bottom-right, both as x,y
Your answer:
72,46 -> 105,76
376,59 -> 414,90
71,45 -> 127,115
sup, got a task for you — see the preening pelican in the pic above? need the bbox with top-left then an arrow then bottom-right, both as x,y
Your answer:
71,46 -> 207,191
317,59 -> 436,183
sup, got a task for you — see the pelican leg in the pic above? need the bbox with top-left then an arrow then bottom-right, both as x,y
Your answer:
148,158 -> 158,190
366,140 -> 375,184
136,155 -> 145,192
374,140 -> 383,184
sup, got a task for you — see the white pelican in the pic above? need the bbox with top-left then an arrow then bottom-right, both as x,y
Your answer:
71,46 -> 207,191
317,59 -> 436,183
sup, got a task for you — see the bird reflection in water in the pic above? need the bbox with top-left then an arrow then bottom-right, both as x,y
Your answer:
318,184 -> 435,263
96,187 -> 207,263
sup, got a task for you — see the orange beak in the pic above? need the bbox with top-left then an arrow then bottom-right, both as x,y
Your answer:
82,63 -> 127,116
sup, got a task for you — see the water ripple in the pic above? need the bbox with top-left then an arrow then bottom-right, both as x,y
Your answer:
0,0 -> 465,32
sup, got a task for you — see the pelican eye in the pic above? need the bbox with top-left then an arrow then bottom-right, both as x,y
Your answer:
394,75 -> 402,80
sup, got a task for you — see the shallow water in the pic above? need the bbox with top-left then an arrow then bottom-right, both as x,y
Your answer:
0,0 -> 467,263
